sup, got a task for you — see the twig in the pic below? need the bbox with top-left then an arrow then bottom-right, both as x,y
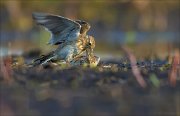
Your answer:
122,46 -> 147,88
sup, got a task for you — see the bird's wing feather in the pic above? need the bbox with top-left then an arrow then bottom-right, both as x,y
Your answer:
32,12 -> 81,45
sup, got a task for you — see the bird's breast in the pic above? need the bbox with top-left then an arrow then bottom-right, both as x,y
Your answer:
76,37 -> 86,52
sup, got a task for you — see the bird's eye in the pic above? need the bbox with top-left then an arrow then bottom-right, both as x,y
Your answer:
89,43 -> 91,46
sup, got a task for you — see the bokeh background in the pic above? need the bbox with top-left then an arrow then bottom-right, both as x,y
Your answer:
0,0 -> 179,60
0,1 -> 180,116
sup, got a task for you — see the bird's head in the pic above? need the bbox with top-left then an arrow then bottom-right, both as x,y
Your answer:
87,36 -> 95,49
85,36 -> 95,61
76,20 -> 91,34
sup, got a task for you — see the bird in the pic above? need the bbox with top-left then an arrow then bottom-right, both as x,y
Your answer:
31,12 -> 98,66
70,55 -> 100,67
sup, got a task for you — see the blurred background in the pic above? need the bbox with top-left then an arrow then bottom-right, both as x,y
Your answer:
0,1 -> 180,116
0,0 -> 179,59
0,0 -> 180,60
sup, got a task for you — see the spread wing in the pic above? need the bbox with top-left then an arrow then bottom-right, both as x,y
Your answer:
32,12 -> 81,45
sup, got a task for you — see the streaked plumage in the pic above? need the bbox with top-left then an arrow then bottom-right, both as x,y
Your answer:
70,55 -> 100,67
32,12 -> 97,66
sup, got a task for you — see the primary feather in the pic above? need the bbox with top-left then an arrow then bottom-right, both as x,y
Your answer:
32,12 -> 81,45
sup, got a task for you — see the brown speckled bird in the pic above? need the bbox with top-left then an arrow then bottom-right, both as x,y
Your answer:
32,12 -> 98,66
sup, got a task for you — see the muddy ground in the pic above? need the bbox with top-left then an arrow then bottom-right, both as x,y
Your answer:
1,56 -> 180,116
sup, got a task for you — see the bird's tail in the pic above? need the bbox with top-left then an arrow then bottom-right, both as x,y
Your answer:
31,51 -> 55,66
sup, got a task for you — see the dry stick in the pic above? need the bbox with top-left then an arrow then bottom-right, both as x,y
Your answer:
3,42 -> 13,84
122,46 -> 147,88
169,49 -> 180,87
0,57 -> 13,84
